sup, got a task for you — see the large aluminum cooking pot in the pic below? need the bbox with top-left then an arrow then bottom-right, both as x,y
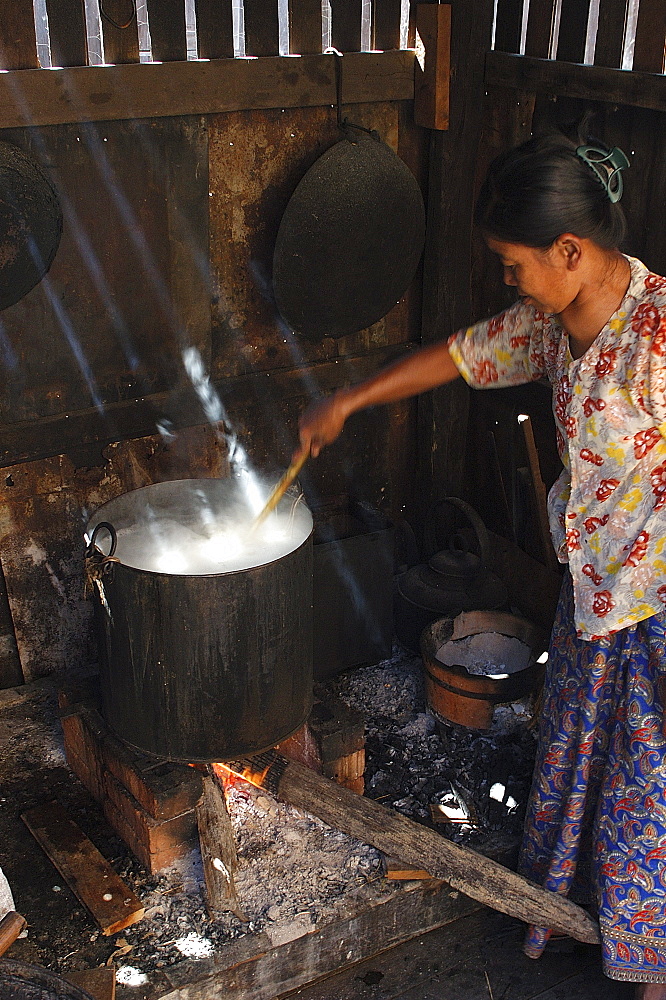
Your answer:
86,478 -> 313,762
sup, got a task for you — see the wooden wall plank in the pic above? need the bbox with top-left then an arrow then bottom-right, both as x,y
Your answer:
45,0 -> 89,67
331,0 -> 362,52
289,0 -> 323,54
0,50 -> 415,129
0,1 -> 39,69
145,0 -> 187,61
524,0 -> 556,58
632,0 -> 666,73
593,0 -> 628,67
555,0 -> 591,63
493,0 -> 523,55
414,4 -> 450,129
373,0 -> 403,50
195,0 -> 234,58
99,0 -> 140,64
244,0 -> 280,56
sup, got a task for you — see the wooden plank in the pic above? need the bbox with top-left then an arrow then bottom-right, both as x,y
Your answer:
493,0 -> 524,54
244,0 -> 280,56
196,770 -> 245,919
524,0 -> 556,57
289,0 -> 323,54
21,800 -> 145,935
632,0 -> 666,73
593,0 -> 628,67
385,857 -> 435,880
0,0 -> 39,69
0,50 -> 415,128
485,50 -> 666,112
331,0 -> 362,52
373,0 -> 403,50
99,0 -> 141,64
45,0 -> 89,67
555,0 -> 591,64
145,0 -> 187,61
414,3 -> 450,129
64,968 -> 116,1000
195,0 -> 234,59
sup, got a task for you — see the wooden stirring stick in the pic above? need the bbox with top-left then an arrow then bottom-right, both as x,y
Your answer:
251,450 -> 309,531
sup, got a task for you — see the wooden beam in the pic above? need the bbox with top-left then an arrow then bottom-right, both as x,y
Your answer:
45,0 -> 88,68
414,4 -> 451,130
524,0 -> 556,58
593,0 -> 628,68
21,800 -> 145,935
373,0 -> 403,50
331,0 -> 362,52
632,0 -> 666,73
145,0 -> 187,61
0,0 -> 39,69
99,0 -> 140,65
244,0 -> 280,56
493,0 -> 524,55
485,50 -> 666,112
289,0 -> 323,54
195,0 -> 234,58
0,49 -> 414,129
555,0 -> 591,64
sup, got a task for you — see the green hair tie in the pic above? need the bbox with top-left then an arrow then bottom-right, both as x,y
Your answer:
576,144 -> 630,203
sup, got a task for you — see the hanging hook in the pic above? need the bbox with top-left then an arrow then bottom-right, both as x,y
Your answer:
325,48 -> 381,141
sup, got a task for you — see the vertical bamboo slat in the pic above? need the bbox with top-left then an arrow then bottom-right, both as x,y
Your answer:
145,0 -> 188,61
493,0 -> 523,54
373,0 -> 403,50
632,0 -> 666,72
331,0 -> 362,52
244,0 -> 280,55
289,0 -> 323,54
0,1 -> 39,69
195,0 -> 234,58
99,0 -> 140,64
555,0 -> 591,62
524,0 -> 556,58
593,0 -> 628,67
45,0 -> 89,67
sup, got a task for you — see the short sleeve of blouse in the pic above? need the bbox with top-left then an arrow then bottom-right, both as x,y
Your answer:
447,300 -> 548,389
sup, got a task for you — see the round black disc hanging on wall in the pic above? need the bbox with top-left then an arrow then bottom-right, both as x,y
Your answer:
272,134 -> 426,340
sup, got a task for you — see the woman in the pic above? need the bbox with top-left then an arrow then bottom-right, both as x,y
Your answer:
297,132 -> 666,997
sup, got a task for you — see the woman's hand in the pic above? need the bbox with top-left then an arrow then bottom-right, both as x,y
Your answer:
298,390 -> 351,458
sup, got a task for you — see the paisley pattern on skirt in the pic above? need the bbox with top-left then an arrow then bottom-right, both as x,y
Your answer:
519,571 -> 666,982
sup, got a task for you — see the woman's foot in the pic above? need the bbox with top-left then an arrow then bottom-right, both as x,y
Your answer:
634,984 -> 666,999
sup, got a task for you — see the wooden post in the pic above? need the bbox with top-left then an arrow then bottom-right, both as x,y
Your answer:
373,0 -> 403,50
493,0 -> 524,54
196,768 -> 246,920
225,754 -> 601,945
244,0 -> 280,56
45,0 -> 89,67
289,0 -> 323,54
632,0 -> 666,73
99,0 -> 140,65
593,0 -> 629,68
145,0 -> 187,61
524,0 -> 556,58
555,0 -> 591,64
414,4 -> 451,130
0,0 -> 39,69
195,0 -> 234,59
331,0 -> 362,52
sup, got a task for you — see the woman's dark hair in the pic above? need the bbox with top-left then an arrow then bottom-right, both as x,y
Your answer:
474,131 -> 628,250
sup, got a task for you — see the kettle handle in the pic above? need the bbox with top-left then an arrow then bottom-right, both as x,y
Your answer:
425,497 -> 491,567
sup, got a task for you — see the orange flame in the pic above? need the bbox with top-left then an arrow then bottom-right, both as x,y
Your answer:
212,759 -> 271,791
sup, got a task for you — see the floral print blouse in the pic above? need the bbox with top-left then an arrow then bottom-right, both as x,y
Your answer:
448,256 -> 666,639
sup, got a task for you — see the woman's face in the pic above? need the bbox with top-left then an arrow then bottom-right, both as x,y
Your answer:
486,236 -> 580,315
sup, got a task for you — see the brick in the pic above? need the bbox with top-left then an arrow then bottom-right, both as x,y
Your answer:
309,696 -> 365,762
103,770 -> 197,866
102,731 -> 202,820
322,749 -> 365,795
103,796 -> 192,873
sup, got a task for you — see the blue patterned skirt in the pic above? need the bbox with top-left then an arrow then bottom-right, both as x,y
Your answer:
519,571 -> 666,983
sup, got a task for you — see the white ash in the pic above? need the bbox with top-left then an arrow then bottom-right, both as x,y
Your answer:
435,633 -> 532,677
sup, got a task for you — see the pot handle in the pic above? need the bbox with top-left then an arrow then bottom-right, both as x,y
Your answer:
88,521 -> 117,559
425,497 -> 491,568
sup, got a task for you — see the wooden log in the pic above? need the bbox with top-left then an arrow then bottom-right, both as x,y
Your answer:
373,0 -> 403,50
45,0 -> 89,67
593,0 -> 628,68
145,0 -> 187,61
555,0 -> 591,64
244,0 -> 280,56
21,801 -> 145,935
226,754 -> 601,945
64,968 -> 116,1000
524,0 -> 556,58
414,3 -> 450,130
493,0 -> 524,54
331,0 -> 362,52
0,1 -> 39,69
195,0 -> 234,59
632,0 -> 666,73
0,911 -> 26,957
197,769 -> 246,920
289,0 -> 323,54
99,0 -> 140,64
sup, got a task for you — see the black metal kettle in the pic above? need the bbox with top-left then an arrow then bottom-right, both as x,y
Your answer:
394,497 -> 507,651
